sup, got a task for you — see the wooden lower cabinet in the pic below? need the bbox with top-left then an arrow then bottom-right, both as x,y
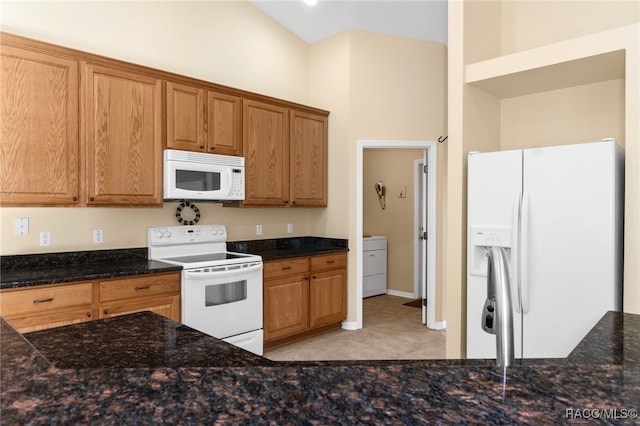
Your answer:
309,269 -> 347,328
263,253 -> 347,348
99,295 -> 180,320
263,275 -> 309,341
0,282 -> 94,333
0,272 -> 180,334
98,273 -> 180,321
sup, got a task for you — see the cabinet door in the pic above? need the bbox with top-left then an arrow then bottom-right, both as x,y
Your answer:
166,81 -> 206,151
309,269 -> 346,328
207,92 -> 242,156
0,45 -> 80,206
99,295 -> 180,321
290,109 -> 328,206
242,99 -> 289,206
83,63 -> 162,205
263,275 -> 309,342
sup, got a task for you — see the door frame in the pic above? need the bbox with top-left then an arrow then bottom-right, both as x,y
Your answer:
355,140 -> 437,330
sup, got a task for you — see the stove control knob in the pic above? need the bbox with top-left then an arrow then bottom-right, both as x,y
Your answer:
164,231 -> 172,238
156,231 -> 164,239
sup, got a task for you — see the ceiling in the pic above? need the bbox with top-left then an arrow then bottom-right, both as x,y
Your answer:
249,0 -> 448,45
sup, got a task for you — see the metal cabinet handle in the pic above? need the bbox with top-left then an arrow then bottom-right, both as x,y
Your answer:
86,312 -> 92,318
33,297 -> 54,304
282,266 -> 292,270
103,309 -> 109,315
326,260 -> 335,264
135,285 -> 151,291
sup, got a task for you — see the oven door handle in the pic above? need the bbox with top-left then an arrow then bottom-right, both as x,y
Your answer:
184,262 -> 263,279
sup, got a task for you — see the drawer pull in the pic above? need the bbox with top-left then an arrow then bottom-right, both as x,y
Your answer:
282,266 -> 292,270
103,309 -> 109,315
135,285 -> 151,291
33,297 -> 54,304
326,260 -> 336,264
86,312 -> 92,318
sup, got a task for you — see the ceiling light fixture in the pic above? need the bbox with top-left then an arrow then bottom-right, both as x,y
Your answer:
303,0 -> 317,6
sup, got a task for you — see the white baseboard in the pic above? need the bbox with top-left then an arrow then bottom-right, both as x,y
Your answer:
385,289 -> 416,299
341,320 -> 360,330
432,320 -> 446,330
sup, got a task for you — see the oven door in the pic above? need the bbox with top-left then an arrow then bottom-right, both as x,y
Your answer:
181,262 -> 262,341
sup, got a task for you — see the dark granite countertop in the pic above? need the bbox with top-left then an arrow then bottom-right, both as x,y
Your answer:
228,236 -> 348,261
2,311 -> 638,424
0,248 -> 182,290
1,238 -> 345,290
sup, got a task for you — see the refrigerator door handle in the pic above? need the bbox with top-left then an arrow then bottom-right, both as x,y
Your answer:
511,192 -> 522,313
521,192 -> 530,314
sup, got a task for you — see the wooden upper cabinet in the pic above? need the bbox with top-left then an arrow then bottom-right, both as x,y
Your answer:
207,92 -> 242,156
166,81 -> 205,152
290,109 -> 328,207
166,81 -> 242,156
0,44 -> 80,206
83,63 -> 163,205
242,99 -> 290,206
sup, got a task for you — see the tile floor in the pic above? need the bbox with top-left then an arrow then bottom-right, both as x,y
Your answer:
263,294 -> 446,361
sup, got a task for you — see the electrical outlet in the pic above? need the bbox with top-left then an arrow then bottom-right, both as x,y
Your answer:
15,217 -> 29,235
39,231 -> 51,247
256,225 -> 263,236
287,223 -> 293,234
93,229 -> 104,244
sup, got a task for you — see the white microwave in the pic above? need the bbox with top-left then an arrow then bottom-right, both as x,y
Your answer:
163,149 -> 245,201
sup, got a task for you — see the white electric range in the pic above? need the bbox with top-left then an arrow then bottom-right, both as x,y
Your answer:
148,225 -> 263,355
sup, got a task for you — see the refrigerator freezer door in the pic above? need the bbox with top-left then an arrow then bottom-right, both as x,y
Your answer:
522,141 -> 621,358
467,149 -> 523,359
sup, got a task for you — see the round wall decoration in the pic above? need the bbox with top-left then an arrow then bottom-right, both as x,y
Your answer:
175,201 -> 201,225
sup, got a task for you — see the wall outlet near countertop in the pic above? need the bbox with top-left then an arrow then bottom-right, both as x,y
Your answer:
256,224 -> 263,236
39,231 -> 51,247
93,229 -> 104,244
287,223 -> 293,234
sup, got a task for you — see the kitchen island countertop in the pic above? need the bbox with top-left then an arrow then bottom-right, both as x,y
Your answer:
2,311 -> 638,425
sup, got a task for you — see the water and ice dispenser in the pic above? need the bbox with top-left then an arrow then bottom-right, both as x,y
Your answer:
469,226 -> 515,366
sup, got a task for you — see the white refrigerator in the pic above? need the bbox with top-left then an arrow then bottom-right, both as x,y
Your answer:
466,139 -> 624,359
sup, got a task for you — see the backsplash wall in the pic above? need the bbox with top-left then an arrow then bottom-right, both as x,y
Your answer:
0,204 -> 314,255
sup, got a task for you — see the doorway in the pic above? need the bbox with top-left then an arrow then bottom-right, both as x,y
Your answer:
355,140 -> 437,331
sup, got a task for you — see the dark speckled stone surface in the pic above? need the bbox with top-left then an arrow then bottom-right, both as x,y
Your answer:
23,311 -> 273,369
2,311 -> 639,424
228,236 -> 348,261
0,248 -> 181,289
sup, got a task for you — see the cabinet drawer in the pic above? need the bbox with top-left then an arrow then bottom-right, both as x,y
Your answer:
264,258 -> 309,279
99,273 -> 180,303
310,253 -> 347,272
0,282 -> 93,317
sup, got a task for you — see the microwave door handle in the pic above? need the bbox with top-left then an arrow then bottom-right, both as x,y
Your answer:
184,263 -> 263,279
